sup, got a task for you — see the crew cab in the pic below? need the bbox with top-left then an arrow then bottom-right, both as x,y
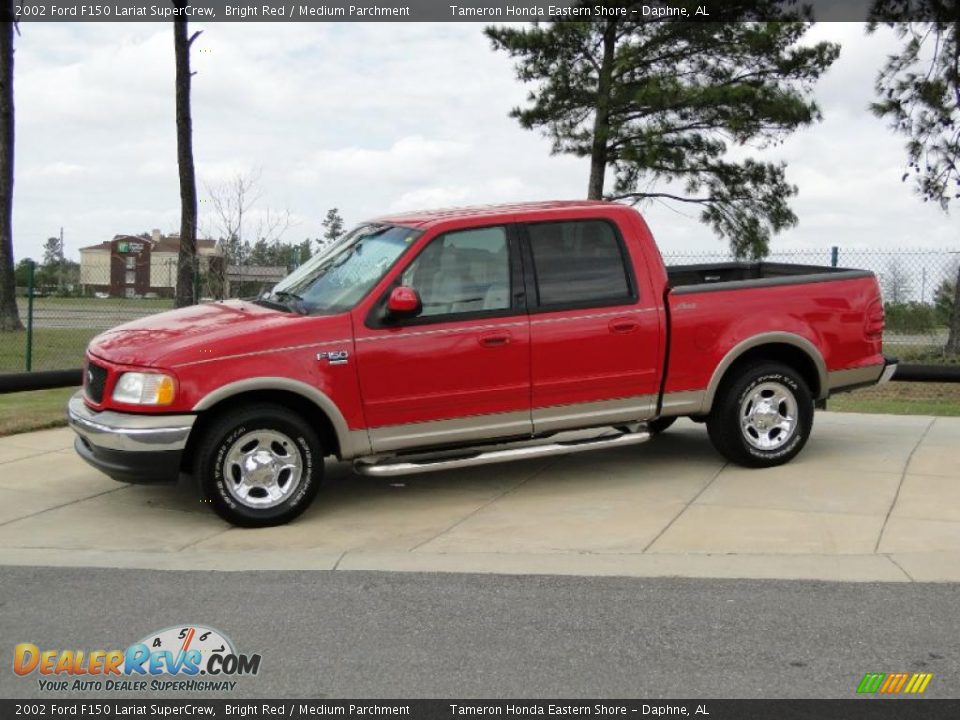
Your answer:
68,201 -> 896,527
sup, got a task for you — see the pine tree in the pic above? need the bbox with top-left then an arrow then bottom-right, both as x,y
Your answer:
486,3 -> 839,258
868,4 -> 960,353
321,208 -> 345,250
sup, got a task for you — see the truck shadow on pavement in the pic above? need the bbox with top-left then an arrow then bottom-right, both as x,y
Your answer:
126,424 -> 732,553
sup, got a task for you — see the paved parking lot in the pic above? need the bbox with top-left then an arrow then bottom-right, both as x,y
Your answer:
0,412 -> 957,582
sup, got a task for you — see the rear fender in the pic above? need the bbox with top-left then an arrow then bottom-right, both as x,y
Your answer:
701,332 -> 828,413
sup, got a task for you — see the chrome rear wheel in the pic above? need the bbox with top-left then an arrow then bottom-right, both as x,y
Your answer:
707,362 -> 813,468
739,381 -> 798,451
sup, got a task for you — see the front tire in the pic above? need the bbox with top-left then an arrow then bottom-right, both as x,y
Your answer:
194,403 -> 323,527
706,362 -> 813,468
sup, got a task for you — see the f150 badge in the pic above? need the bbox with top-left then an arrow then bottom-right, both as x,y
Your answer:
317,350 -> 349,365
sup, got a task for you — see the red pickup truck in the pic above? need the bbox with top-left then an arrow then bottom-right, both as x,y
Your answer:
68,201 -> 896,527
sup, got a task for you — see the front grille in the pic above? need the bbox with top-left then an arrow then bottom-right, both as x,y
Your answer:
85,362 -> 108,404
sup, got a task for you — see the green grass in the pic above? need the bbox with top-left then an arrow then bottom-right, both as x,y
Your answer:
0,387 -> 77,436
829,381 -> 960,417
0,328 -> 95,372
886,345 -> 960,366
829,396 -> 960,416
16,296 -> 174,310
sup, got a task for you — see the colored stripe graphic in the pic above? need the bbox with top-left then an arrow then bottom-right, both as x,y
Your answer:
857,673 -> 885,693
911,673 -> 933,694
857,672 -> 932,694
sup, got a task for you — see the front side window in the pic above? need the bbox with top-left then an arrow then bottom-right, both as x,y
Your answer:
267,223 -> 420,314
400,226 -> 510,317
527,220 -> 633,307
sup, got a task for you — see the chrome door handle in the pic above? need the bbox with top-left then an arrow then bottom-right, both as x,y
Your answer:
609,319 -> 639,334
479,334 -> 511,347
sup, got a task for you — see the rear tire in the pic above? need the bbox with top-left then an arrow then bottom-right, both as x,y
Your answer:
194,403 -> 323,528
706,362 -> 813,468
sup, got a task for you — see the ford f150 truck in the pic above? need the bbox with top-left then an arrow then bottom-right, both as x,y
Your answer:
68,201 -> 896,527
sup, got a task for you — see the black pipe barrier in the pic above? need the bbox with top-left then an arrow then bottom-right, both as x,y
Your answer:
0,363 -> 959,395
0,369 -> 82,394
894,363 -> 960,383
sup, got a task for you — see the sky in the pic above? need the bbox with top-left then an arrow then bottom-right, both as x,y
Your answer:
12,21 -> 959,264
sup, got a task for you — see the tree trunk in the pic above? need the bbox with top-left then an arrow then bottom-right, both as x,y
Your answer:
0,3 -> 21,331
586,20 -> 617,201
173,9 -> 198,309
946,263 -> 960,355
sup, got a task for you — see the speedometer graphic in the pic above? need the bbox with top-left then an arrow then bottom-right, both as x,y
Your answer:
135,624 -> 236,669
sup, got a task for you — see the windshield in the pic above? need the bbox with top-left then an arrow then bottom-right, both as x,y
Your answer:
265,224 -> 420,314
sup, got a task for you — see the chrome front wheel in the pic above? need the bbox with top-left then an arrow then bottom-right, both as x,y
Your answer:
195,403 -> 322,528
222,429 -> 304,509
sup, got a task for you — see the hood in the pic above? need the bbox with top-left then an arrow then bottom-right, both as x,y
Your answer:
88,300 -> 323,367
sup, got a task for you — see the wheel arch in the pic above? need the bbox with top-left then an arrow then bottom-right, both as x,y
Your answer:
702,333 -> 827,414
182,378 -> 370,471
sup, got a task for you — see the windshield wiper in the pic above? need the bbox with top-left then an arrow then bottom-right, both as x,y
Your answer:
271,290 -> 307,314
273,290 -> 304,303
251,297 -> 295,313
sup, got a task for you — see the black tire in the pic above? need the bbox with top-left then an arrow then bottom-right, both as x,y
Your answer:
194,403 -> 323,528
706,362 -> 814,468
647,417 -> 677,435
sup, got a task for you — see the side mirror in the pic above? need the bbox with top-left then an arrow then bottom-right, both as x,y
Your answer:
386,286 -> 422,317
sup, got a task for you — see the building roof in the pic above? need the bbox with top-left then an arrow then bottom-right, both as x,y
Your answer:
226,266 -> 288,281
152,237 -> 218,253
80,234 -> 218,252
371,200 -> 617,228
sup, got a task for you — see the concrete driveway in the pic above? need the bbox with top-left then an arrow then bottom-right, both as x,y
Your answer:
0,412 -> 956,582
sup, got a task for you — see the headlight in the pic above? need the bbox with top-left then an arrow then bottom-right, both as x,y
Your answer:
112,372 -> 176,406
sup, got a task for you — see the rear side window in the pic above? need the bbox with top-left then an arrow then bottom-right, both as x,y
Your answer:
526,220 -> 633,307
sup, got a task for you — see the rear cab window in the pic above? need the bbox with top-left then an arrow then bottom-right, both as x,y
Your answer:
524,219 -> 636,310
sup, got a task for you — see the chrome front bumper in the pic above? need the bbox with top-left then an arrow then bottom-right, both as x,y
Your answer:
67,392 -> 195,452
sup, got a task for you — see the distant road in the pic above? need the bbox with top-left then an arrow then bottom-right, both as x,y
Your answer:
1,566 -> 957,699
15,298 -> 170,330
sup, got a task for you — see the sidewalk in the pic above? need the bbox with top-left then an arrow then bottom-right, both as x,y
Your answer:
0,413 -> 957,582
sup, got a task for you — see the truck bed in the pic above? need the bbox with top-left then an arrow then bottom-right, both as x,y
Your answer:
667,261 -> 872,294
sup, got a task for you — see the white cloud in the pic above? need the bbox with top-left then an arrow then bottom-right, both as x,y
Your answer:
296,136 -> 471,184
9,20 -> 958,264
388,176 -> 533,212
25,162 -> 90,179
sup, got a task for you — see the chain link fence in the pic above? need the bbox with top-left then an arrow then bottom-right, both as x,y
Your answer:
4,245 -> 960,402
661,247 -> 960,364
661,247 -> 960,413
3,255 -> 292,373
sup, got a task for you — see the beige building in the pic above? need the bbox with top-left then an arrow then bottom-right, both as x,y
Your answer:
79,230 -> 219,298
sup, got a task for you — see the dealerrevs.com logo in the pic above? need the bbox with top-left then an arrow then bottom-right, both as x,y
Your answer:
14,625 -> 262,693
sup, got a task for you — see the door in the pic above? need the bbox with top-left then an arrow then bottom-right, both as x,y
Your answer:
353,225 -> 532,453
522,218 -> 661,433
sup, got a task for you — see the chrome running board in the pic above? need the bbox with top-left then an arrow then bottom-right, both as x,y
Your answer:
353,427 -> 651,478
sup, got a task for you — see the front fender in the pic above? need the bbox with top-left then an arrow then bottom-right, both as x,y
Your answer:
192,377 -> 371,458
